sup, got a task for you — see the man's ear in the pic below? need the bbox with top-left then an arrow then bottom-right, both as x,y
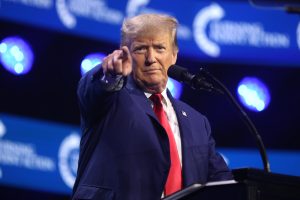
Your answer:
172,49 -> 178,65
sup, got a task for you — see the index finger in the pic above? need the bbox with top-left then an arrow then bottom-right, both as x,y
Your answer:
121,46 -> 132,63
120,46 -> 132,75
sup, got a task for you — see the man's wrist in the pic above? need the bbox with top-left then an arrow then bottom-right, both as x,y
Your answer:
100,73 -> 124,91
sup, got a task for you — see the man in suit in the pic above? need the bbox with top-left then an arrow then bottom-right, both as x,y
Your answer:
72,13 -> 232,200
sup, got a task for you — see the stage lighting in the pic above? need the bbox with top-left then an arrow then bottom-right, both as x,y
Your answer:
81,53 -> 106,75
0,36 -> 34,75
167,77 -> 183,99
237,77 -> 270,112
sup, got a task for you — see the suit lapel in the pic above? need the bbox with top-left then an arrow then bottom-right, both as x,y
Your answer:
125,79 -> 196,185
125,76 -> 157,120
167,90 -> 194,150
167,91 -> 196,186
125,77 -> 171,161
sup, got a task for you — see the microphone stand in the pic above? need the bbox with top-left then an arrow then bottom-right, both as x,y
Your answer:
196,68 -> 271,173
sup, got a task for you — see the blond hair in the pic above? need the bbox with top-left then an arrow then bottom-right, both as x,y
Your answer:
121,13 -> 178,51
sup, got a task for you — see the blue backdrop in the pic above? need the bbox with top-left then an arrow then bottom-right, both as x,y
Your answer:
0,0 -> 299,66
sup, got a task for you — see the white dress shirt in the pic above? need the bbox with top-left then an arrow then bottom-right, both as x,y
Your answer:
145,89 -> 182,166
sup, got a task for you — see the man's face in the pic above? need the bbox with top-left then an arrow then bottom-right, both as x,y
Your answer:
129,30 -> 177,93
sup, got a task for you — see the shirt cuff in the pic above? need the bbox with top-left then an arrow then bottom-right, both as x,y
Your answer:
100,73 -> 124,91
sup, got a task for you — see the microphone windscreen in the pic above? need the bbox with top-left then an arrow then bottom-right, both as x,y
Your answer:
168,65 -> 187,81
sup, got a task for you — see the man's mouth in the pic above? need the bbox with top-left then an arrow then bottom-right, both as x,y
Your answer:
143,68 -> 161,73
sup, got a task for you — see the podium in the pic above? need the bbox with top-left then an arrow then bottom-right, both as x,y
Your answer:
164,168 -> 300,200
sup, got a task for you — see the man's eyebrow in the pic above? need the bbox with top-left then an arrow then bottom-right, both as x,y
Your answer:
132,44 -> 148,49
131,41 -> 167,47
154,43 -> 166,46
132,42 -> 147,46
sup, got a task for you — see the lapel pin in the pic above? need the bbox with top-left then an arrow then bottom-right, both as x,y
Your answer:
182,111 -> 187,117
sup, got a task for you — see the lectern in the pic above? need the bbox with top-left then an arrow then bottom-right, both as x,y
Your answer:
163,168 -> 300,200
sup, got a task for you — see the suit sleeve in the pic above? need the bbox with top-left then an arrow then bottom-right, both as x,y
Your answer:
203,116 -> 234,181
77,64 -> 125,131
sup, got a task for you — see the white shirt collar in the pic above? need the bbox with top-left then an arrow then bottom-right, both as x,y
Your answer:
145,88 -> 168,106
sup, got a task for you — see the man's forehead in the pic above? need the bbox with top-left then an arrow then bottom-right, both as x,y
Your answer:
130,24 -> 170,36
130,30 -> 172,44
131,37 -> 169,44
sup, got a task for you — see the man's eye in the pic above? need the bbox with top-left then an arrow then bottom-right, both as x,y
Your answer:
156,46 -> 166,52
134,47 -> 146,52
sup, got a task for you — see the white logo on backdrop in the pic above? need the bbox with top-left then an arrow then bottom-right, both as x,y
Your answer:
297,22 -> 300,49
1,0 -> 52,9
220,153 -> 230,166
193,3 -> 290,57
125,0 -> 192,40
193,3 -> 224,57
0,122 -> 55,172
56,0 -> 124,29
58,132 -> 80,189
126,0 -> 150,17
0,120 -> 6,138
56,0 -> 76,28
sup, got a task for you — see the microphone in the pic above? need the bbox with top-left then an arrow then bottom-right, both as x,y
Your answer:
168,65 -> 221,93
168,64 -> 271,173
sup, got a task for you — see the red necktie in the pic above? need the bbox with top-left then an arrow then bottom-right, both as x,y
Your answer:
150,93 -> 182,196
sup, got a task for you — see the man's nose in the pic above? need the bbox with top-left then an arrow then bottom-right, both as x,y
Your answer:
145,48 -> 156,66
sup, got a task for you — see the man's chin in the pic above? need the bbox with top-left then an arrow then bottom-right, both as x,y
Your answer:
146,77 -> 166,86
144,79 -> 167,93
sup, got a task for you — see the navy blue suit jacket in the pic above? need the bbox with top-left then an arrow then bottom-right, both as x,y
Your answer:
72,65 -> 232,200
